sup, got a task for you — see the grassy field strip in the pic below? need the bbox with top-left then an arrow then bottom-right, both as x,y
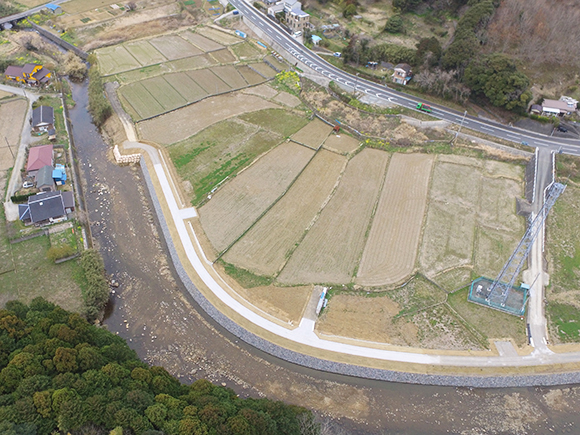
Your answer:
198,26 -> 242,45
322,134 -> 360,155
357,153 -> 435,287
180,31 -> 224,51
61,0 -> 120,14
248,62 -> 278,79
239,108 -> 309,137
223,150 -> 347,276
212,65 -> 248,89
97,45 -> 141,75
164,72 -> 209,102
210,48 -> 237,64
138,93 -> 279,144
142,76 -> 187,111
199,142 -> 315,253
119,82 -> 164,119
278,148 -> 389,285
237,65 -> 266,86
149,34 -> 204,60
291,118 -> 333,149
187,69 -> 231,94
124,40 -> 168,65
232,41 -> 262,59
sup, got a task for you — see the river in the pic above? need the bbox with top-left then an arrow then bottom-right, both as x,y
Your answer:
67,78 -> 580,435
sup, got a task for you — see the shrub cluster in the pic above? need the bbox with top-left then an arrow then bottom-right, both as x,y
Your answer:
0,299 -> 312,435
86,54 -> 112,128
79,249 -> 109,322
46,245 -> 76,262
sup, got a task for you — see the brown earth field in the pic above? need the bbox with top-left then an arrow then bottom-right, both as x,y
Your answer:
291,118 -> 333,149
198,26 -> 243,45
211,65 -> 247,89
356,153 -> 435,287
237,65 -> 266,85
137,92 -> 279,144
0,98 -> 27,170
223,149 -> 347,276
248,62 -> 277,79
199,141 -> 315,253
322,133 -> 360,154
278,148 -> 389,285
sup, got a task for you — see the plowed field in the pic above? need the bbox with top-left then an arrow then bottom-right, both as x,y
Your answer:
199,142 -> 315,253
356,154 -> 434,286
224,150 -> 347,276
187,69 -> 230,93
138,93 -> 279,144
149,34 -> 202,60
278,148 -> 388,284
291,118 -> 333,149
322,134 -> 360,154
180,31 -> 224,51
124,40 -> 166,65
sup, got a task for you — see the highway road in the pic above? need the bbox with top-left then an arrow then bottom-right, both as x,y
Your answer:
230,0 -> 580,156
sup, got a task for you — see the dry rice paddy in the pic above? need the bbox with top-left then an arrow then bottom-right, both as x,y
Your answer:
180,31 -> 224,51
138,93 -> 279,144
0,99 -> 27,170
278,148 -> 389,284
124,40 -> 166,66
223,150 -> 347,276
198,26 -> 242,45
322,134 -> 360,154
149,34 -> 203,60
291,118 -> 333,149
97,45 -> 141,75
356,153 -> 434,287
199,142 -> 315,253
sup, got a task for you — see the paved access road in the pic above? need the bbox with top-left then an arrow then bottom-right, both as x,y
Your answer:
230,0 -> 580,156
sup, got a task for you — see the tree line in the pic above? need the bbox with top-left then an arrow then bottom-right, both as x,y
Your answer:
0,299 -> 318,435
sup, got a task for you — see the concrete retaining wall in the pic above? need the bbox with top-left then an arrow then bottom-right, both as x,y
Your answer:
114,145 -> 140,164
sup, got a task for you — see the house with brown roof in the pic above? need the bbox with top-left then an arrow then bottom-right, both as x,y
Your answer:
3,63 -> 52,86
392,63 -> 412,85
26,144 -> 54,176
542,99 -> 576,116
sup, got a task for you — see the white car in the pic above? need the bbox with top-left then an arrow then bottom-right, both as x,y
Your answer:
23,181 -> 34,189
293,31 -> 302,38
333,52 -> 341,57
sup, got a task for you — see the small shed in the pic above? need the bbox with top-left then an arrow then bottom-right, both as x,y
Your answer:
530,104 -> 542,115
46,3 -> 63,14
52,164 -> 67,186
311,34 -> 322,45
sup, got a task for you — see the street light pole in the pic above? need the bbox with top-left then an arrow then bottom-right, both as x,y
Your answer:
454,110 -> 468,144
4,137 -> 14,160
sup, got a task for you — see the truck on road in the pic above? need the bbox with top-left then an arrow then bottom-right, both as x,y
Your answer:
416,103 -> 432,113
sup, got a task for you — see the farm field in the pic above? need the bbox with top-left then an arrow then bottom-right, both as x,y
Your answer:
232,41 -> 262,60
97,45 -> 141,75
249,62 -> 277,79
239,108 -> 309,137
237,65 -> 266,85
187,69 -> 230,94
322,133 -> 360,154
199,142 -> 315,253
168,119 -> 285,205
163,72 -> 208,102
356,153 -> 434,287
138,93 -> 279,144
149,34 -> 203,60
124,40 -> 166,66
419,155 -> 525,280
0,98 -> 27,170
198,26 -> 242,45
211,65 -> 248,89
223,150 -> 347,276
278,148 -> 388,285
210,48 -> 237,63
61,0 -> 121,14
291,118 -> 333,149
272,91 -> 301,108
119,82 -> 165,119
180,31 -> 224,51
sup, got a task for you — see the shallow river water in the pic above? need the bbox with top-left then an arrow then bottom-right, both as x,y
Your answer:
68,79 -> 580,434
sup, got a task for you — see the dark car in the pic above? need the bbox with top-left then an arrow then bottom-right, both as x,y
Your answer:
557,125 -> 568,133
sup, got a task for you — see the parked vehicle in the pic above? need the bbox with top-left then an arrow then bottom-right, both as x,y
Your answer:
293,31 -> 302,38
23,181 -> 34,189
416,103 -> 432,113
557,125 -> 568,133
333,52 -> 341,57
232,10 -> 239,14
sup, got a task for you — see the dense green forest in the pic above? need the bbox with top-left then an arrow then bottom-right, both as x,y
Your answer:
0,299 -> 313,435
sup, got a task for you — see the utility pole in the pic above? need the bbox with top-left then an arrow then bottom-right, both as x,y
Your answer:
453,110 -> 467,145
4,137 -> 14,160
353,72 -> 360,98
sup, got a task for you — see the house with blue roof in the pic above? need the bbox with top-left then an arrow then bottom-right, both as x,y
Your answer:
46,3 -> 63,14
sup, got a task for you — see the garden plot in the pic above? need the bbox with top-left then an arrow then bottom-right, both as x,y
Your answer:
239,108 -> 308,137
149,34 -> 203,60
290,118 -> 333,149
278,148 -> 388,284
199,142 -> 314,253
124,40 -> 167,66
180,31 -> 224,51
357,153 -> 434,287
211,65 -> 248,89
164,72 -> 208,102
249,62 -> 277,79
322,134 -> 360,154
119,82 -> 164,119
210,48 -> 236,64
237,65 -> 266,85
187,69 -> 230,94
224,150 -> 347,276
97,45 -> 140,75
138,93 -> 279,144
169,119 -> 283,205
198,26 -> 242,45
0,99 -> 27,170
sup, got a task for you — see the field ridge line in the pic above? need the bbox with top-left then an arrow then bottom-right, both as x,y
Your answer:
353,152 -> 391,282
215,146 -> 319,263
275,153 -> 350,279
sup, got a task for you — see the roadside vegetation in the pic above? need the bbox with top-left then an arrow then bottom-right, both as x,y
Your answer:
0,299 -> 315,435
87,54 -> 112,128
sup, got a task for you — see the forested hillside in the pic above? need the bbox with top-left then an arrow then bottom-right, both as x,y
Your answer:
0,299 -> 313,435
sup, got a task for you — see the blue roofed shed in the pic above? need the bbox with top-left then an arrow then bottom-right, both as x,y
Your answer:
52,164 -> 67,185
46,3 -> 63,14
311,35 -> 322,45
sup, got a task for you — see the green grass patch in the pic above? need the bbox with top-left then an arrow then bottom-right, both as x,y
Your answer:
220,260 -> 273,288
238,108 -> 308,137
168,119 -> 283,205
448,286 -> 527,346
387,275 -> 447,318
547,302 -> 580,342
556,154 -> 580,183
